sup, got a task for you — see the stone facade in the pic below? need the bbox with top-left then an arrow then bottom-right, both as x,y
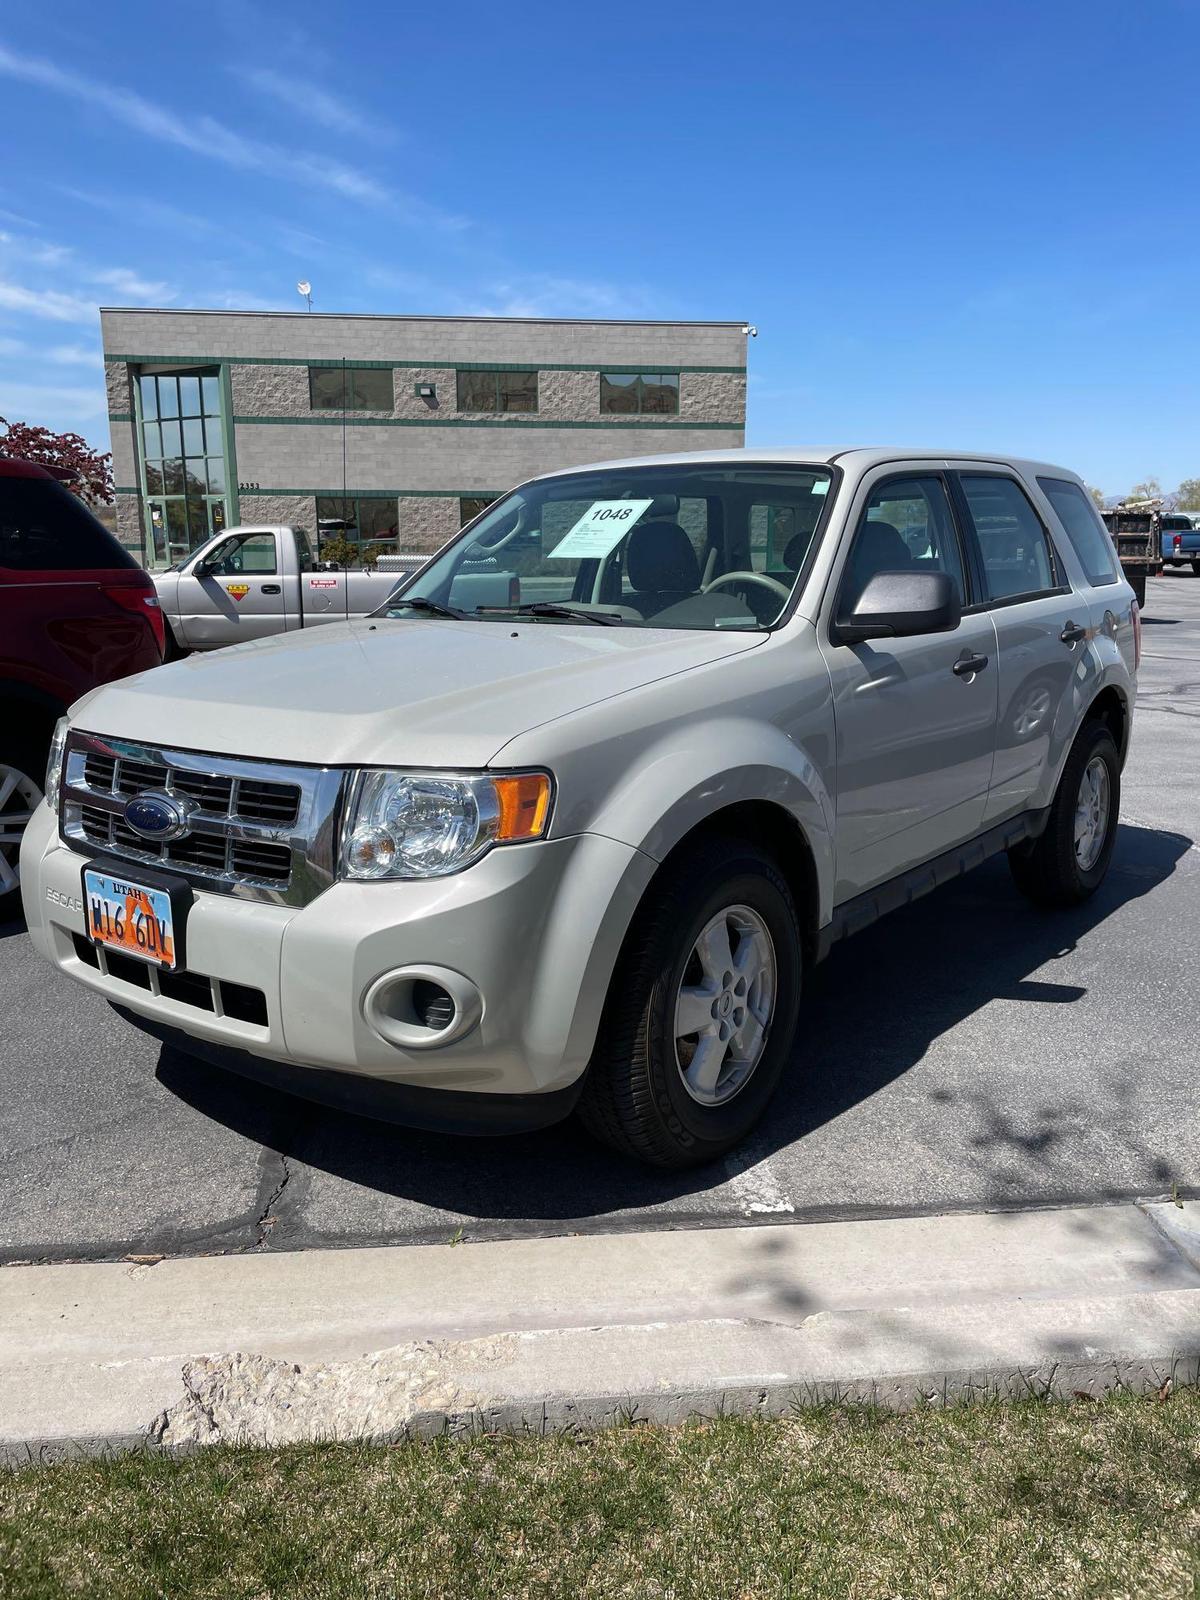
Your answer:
105,360 -> 132,416
114,491 -> 144,554
230,363 -> 310,417
237,493 -> 317,533
398,497 -> 461,554
392,368 -> 456,420
680,371 -> 746,423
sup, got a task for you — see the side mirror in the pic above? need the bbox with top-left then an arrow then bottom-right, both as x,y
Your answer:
835,569 -> 960,644
194,557 -> 217,579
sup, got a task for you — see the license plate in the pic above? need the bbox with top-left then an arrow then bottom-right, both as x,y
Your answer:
83,868 -> 178,969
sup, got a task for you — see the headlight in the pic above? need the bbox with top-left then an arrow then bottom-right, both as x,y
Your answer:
340,769 -> 552,881
44,717 -> 69,812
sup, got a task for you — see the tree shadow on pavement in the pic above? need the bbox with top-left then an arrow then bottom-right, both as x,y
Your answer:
156,822 -> 1192,1239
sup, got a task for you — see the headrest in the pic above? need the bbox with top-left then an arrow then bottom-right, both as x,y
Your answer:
783,532 -> 809,570
627,522 -> 701,592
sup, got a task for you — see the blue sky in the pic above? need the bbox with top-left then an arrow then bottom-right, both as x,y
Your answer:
0,0 -> 1197,495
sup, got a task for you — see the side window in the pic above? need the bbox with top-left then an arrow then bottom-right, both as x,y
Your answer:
207,533 -> 277,575
1036,478 -> 1118,586
0,476 -> 137,572
840,475 -> 965,612
959,475 -> 1057,601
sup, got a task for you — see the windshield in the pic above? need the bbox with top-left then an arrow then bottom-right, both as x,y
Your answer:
386,463 -> 834,629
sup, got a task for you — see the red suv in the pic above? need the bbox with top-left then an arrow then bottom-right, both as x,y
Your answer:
1,458 -> 164,917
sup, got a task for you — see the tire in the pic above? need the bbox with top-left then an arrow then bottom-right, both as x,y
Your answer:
577,837 -> 803,1169
1127,568 -> 1147,606
0,729 -> 49,922
163,623 -> 188,662
1192,561 -> 1200,577
1007,720 -> 1120,908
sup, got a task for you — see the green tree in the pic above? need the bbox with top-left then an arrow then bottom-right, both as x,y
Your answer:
318,533 -> 360,567
1174,477 -> 1200,510
0,417 -> 113,503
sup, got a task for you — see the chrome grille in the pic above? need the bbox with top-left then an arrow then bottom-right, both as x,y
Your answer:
61,732 -> 344,906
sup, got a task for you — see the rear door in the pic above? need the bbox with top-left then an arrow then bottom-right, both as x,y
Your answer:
818,467 -> 999,902
951,468 -> 1094,825
175,530 -> 286,647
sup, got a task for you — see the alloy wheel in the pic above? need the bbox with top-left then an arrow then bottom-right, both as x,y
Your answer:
673,903 -> 777,1107
0,763 -> 42,902
1074,754 -> 1110,872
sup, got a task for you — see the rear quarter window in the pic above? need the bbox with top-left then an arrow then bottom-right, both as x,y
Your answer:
0,476 -> 138,572
1036,477 -> 1120,586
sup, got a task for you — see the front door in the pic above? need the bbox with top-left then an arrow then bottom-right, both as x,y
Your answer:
175,530 -> 287,648
818,470 -> 999,903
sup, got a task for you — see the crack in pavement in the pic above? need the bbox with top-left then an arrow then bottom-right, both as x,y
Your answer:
254,1152 -> 292,1248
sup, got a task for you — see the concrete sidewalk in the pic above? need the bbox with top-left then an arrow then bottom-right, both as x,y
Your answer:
3,1198 -> 1200,1463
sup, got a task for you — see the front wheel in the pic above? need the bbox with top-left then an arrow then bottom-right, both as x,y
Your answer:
1192,561 -> 1200,577
578,838 -> 803,1169
1007,720 -> 1120,908
0,738 -> 47,921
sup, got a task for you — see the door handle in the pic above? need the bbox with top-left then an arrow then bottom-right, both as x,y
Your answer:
952,651 -> 989,677
1060,621 -> 1086,644
261,584 -> 281,594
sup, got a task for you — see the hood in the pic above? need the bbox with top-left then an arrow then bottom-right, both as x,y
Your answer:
70,616 -> 765,767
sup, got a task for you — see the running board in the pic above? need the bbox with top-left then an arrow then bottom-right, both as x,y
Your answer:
816,807 -> 1050,961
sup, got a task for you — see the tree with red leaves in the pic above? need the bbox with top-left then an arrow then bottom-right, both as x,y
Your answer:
0,417 -> 114,504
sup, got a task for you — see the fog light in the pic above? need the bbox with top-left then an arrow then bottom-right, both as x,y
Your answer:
362,965 -> 483,1049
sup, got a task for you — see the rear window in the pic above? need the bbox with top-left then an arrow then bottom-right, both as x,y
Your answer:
959,474 -> 1057,601
1037,477 -> 1119,586
0,476 -> 137,572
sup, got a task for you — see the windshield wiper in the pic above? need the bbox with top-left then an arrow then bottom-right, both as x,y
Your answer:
479,602 -> 626,627
387,595 -> 472,620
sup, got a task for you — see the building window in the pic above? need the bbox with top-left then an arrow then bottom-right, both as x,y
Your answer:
315,496 -> 398,559
460,496 -> 497,526
456,370 -> 538,413
599,373 -> 680,415
308,366 -> 395,411
138,368 -> 227,565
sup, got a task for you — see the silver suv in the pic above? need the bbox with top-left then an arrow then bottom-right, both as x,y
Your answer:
22,449 -> 1138,1168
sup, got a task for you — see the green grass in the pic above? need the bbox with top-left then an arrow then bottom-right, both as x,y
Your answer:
2,1391 -> 1199,1599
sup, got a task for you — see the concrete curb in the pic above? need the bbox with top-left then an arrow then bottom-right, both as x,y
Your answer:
2,1198 -> 1199,1463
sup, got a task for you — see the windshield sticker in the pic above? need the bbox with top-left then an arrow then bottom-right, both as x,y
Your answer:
548,499 -> 654,560
810,479 -> 829,495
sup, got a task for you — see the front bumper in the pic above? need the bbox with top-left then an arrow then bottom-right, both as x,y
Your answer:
20,803 -> 655,1116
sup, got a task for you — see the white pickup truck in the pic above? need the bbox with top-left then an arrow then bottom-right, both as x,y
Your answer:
154,525 -> 413,654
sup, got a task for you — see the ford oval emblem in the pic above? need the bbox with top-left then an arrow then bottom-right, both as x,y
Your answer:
123,791 -> 193,842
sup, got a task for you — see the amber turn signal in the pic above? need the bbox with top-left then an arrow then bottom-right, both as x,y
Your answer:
492,772 -> 552,841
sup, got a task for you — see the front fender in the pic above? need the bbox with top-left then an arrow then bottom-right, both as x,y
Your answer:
578,717 -> 836,928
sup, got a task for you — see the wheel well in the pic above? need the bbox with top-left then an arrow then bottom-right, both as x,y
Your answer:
656,800 -> 821,964
0,688 -> 64,754
1088,686 -> 1129,762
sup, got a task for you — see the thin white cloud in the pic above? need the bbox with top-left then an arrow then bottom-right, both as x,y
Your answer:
0,43 -> 464,228
0,229 -> 71,267
0,279 -> 95,322
87,266 -> 173,300
46,342 -> 103,366
0,334 -> 26,357
234,66 -> 393,143
0,380 -> 107,419
465,275 -> 660,319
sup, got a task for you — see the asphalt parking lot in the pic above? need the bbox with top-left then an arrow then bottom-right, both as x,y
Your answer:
2,576 -> 1197,1265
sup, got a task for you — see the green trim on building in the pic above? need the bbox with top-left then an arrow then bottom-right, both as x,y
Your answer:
233,487 -> 504,498
232,415 -> 743,430
218,362 -> 239,526
114,485 -> 140,494
106,353 -> 747,375
109,413 -> 133,423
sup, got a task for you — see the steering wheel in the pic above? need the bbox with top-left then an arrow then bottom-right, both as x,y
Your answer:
703,570 -> 791,601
